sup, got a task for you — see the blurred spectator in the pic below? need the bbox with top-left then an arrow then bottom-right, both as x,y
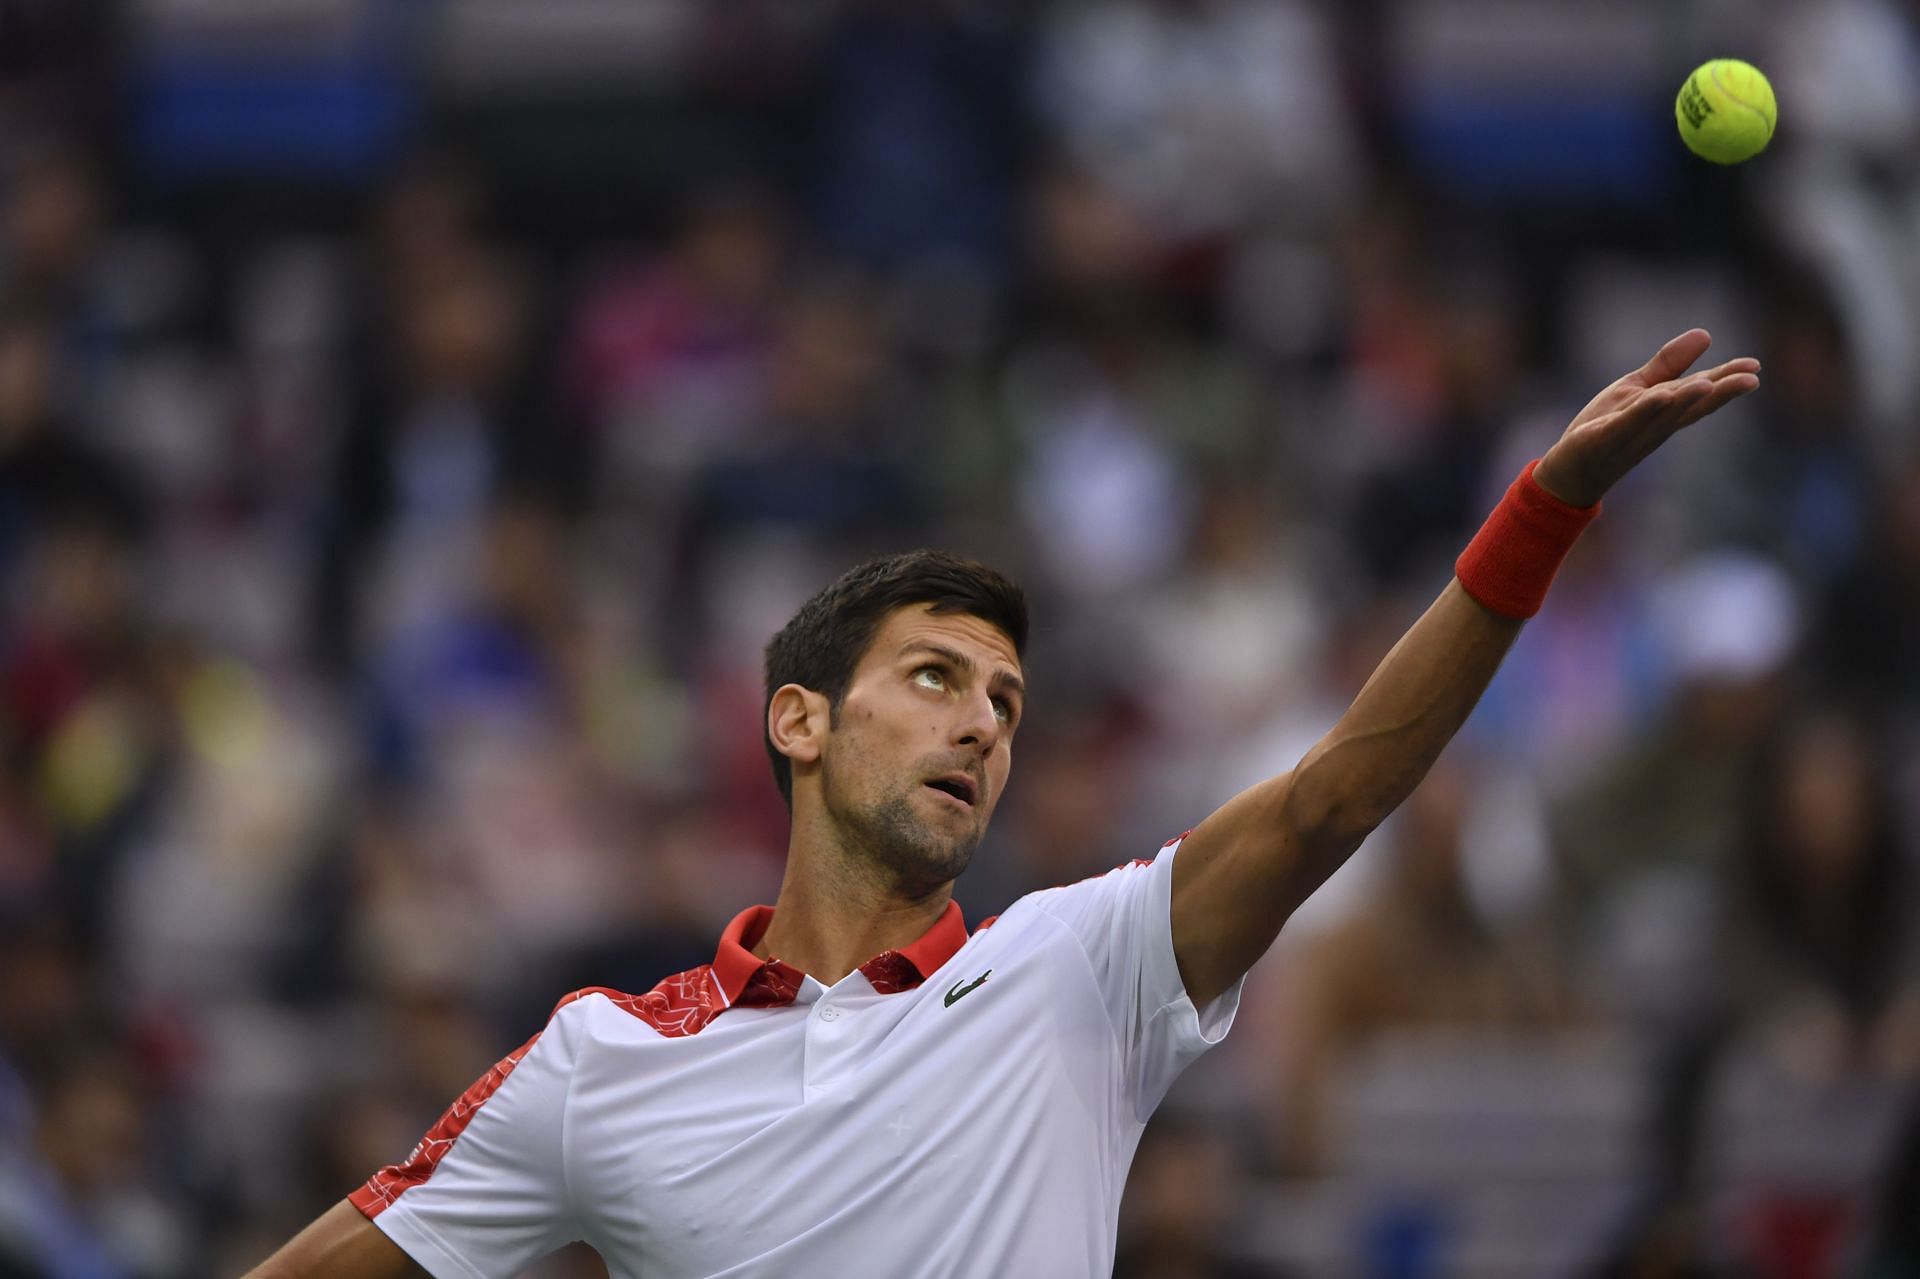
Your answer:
999,195 -> 1269,598
1271,757 -> 1579,1172
0,918 -> 86,1121
0,143 -> 104,318
1,518 -> 163,951
1718,704 -> 1920,1084
0,1050 -> 191,1279
1129,470 -> 1325,746
802,0 -> 1033,280
561,185 -> 786,484
1810,454 -> 1920,714
0,143 -> 134,452
0,309 -> 147,584
107,648 -> 342,1004
318,203 -> 541,670
1764,0 -> 1920,439
679,271 -> 926,618
352,498 -> 639,998
1467,509 -> 1661,798
0,1 -> 113,143
1037,0 -> 1358,251
1847,1099 -> 1920,1278
1688,265 -> 1872,579
1343,260 -> 1523,586
1115,1111 -> 1277,1279
1555,552 -> 1801,1024
370,498 -> 578,785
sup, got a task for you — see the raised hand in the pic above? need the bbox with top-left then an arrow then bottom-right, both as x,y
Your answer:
1532,329 -> 1761,508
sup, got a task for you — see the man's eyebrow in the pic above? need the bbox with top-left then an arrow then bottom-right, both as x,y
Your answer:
897,642 -> 1026,697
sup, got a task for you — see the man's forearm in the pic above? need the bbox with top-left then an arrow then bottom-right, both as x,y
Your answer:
1284,579 -> 1521,870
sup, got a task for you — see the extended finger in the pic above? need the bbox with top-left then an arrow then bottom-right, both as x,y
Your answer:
1584,370 -> 1721,439
1638,376 -> 1713,420
1688,356 -> 1762,385
1676,371 -> 1760,427
1646,378 -> 1717,433
1636,329 -> 1714,385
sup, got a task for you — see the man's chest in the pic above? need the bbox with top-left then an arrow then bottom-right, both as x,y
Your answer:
564,930 -> 1120,1265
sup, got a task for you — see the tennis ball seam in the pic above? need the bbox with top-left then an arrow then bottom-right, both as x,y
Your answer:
1707,62 -> 1777,140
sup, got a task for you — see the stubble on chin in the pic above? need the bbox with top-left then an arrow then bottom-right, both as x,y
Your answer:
841,787 -> 979,892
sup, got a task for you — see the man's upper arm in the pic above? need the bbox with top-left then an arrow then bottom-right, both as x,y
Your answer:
242,1200 -> 427,1279
1169,768 -> 1324,1009
1030,842 -> 1242,1119
257,994 -> 589,1279
347,996 -> 586,1276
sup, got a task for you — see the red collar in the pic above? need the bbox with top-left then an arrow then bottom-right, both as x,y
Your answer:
710,900 -> 970,1007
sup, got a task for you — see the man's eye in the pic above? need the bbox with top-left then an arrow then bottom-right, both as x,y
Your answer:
992,699 -> 1013,723
913,668 -> 946,690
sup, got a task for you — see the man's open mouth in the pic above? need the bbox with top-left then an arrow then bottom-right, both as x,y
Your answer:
924,774 -> 977,807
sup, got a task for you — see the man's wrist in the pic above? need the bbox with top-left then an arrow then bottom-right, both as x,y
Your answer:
1529,450 -> 1600,509
1454,460 -> 1602,619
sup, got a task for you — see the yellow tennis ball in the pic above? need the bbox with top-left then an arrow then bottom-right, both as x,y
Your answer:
1676,59 -> 1778,164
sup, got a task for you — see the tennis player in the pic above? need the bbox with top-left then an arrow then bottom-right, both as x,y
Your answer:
246,331 -> 1758,1277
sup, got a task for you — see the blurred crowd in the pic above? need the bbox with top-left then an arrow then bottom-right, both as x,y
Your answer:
1,1 -> 1918,1276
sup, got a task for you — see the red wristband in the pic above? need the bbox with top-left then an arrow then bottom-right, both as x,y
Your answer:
1454,460 -> 1600,619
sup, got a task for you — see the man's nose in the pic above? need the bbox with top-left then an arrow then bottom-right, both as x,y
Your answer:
952,689 -> 1002,753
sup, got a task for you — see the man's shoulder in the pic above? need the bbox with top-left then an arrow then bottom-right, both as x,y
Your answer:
977,850 -> 1171,950
1008,841 -> 1179,916
548,965 -> 728,1040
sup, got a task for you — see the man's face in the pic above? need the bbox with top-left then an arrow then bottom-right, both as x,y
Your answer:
816,604 -> 1024,891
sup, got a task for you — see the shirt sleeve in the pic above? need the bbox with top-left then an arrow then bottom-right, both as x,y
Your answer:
349,994 -> 588,1278
1024,836 -> 1243,1120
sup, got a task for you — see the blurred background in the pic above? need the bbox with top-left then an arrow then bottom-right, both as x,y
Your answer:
0,0 -> 1916,1276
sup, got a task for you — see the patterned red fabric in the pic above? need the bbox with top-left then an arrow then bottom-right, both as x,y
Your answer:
711,906 -> 781,1004
860,951 -> 921,995
579,971 -> 732,1037
735,962 -> 804,1007
350,971 -> 748,1219
350,1028 -> 543,1220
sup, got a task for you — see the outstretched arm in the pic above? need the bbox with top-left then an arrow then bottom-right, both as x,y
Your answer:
1171,330 -> 1761,1007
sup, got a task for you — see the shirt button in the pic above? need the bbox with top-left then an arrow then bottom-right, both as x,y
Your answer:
820,1006 -> 841,1022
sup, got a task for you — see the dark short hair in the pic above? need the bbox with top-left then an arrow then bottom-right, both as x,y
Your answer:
763,551 -> 1028,808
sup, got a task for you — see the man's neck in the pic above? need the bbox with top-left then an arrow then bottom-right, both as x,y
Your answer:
755,821 -> 952,987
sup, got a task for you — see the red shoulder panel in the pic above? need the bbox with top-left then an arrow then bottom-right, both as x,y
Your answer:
348,970 -> 736,1220
573,967 -> 731,1037
349,1027 -> 542,1220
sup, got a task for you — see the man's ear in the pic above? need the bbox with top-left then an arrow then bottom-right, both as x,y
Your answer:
768,683 -> 831,769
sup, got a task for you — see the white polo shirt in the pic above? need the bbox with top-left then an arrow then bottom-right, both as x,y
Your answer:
350,837 -> 1240,1278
